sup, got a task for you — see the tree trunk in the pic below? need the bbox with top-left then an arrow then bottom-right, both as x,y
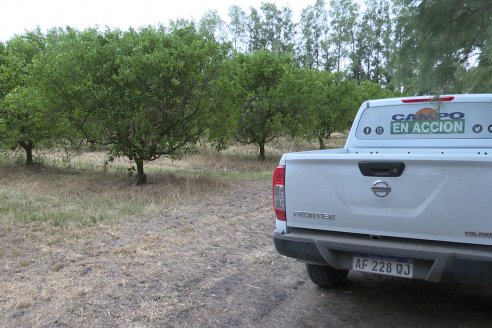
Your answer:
257,143 -> 266,161
19,140 -> 34,166
318,137 -> 326,150
135,159 -> 147,185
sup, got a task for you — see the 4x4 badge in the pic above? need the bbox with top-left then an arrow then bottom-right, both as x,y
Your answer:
371,180 -> 391,198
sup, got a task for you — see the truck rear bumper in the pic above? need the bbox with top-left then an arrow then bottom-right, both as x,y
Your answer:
274,229 -> 492,283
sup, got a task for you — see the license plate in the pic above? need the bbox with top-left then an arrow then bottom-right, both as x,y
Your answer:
352,253 -> 414,278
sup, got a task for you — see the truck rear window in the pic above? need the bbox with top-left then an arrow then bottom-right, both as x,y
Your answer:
356,102 -> 492,140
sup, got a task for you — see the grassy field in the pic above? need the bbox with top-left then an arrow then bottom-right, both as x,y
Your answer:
0,138 -> 346,226
1,144 -> 266,223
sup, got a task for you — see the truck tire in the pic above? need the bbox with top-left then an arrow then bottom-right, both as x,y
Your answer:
306,263 -> 348,288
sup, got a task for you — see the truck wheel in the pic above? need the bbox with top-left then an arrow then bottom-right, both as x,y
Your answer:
306,263 -> 348,288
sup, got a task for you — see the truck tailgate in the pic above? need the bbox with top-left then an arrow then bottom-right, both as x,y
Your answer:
284,152 -> 492,246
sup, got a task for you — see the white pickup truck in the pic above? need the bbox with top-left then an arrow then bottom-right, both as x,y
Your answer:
273,94 -> 492,288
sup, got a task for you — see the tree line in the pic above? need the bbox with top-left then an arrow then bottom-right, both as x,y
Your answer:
0,0 -> 490,184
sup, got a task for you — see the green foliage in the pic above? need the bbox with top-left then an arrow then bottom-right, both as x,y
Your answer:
206,58 -> 241,151
394,0 -> 492,94
0,30 -> 45,92
321,77 -> 360,138
34,27 -> 114,148
280,69 -> 398,149
356,80 -> 396,103
1,85 -> 50,144
0,42 -> 6,99
277,67 -> 319,138
282,70 -> 358,148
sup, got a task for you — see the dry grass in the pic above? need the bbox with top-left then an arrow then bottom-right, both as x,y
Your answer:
0,161 -> 226,227
1,138 -> 337,228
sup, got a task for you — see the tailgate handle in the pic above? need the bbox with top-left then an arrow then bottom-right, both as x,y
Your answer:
358,162 -> 405,177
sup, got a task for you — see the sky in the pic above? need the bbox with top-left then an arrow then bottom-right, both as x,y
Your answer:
1,0 -> 315,42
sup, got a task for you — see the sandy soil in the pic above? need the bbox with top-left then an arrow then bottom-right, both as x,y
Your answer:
2,179 -> 492,327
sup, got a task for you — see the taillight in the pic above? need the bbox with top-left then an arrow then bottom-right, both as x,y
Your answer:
401,96 -> 455,103
273,165 -> 286,220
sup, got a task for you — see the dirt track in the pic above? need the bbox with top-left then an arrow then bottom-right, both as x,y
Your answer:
2,179 -> 492,327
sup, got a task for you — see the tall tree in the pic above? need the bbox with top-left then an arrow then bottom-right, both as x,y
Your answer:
298,0 -> 329,69
389,1 -> 418,92
247,8 -> 265,52
349,16 -> 368,82
228,5 -> 248,52
277,5 -> 297,54
327,0 -> 359,72
246,3 -> 296,54
199,10 -> 228,42
349,0 -> 394,84
365,0 -> 393,83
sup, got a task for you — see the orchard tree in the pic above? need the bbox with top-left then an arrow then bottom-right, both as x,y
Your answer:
0,30 -> 48,165
307,77 -> 397,149
106,26 -> 229,184
306,73 -> 359,149
280,69 -> 397,149
205,57 -> 241,150
277,67 -> 320,140
0,30 -> 45,94
231,50 -> 292,160
37,26 -> 229,184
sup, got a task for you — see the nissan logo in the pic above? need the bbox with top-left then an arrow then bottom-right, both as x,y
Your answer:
371,180 -> 391,198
